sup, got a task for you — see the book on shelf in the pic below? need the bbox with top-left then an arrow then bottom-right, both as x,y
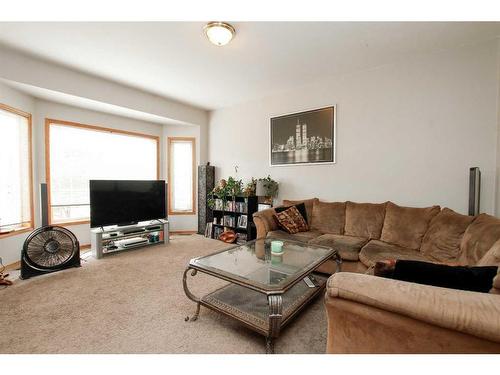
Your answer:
204,223 -> 213,238
236,232 -> 247,244
212,198 -> 248,213
237,215 -> 248,228
213,226 -> 224,239
223,215 -> 235,227
235,201 -> 247,213
214,199 -> 224,210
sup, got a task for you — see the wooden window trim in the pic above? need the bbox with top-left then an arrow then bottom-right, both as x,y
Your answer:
167,137 -> 196,216
45,118 -> 160,225
0,103 -> 34,238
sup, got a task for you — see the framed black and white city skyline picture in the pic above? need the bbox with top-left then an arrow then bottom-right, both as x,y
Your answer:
270,106 -> 336,166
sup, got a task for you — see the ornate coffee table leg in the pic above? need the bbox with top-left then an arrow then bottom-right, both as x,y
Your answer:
183,267 -> 201,322
266,294 -> 283,354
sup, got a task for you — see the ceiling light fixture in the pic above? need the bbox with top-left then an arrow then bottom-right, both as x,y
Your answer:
204,22 -> 235,46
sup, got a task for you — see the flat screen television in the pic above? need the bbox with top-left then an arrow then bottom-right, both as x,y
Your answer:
90,180 -> 166,228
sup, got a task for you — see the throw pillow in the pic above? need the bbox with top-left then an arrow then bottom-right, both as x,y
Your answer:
375,259 -> 498,294
274,206 -> 309,234
380,202 -> 440,250
275,202 -> 309,223
420,208 -> 475,263
282,198 -> 318,223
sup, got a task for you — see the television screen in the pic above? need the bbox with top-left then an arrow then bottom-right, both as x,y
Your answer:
90,180 -> 166,228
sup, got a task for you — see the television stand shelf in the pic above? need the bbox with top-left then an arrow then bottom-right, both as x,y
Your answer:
91,219 -> 169,259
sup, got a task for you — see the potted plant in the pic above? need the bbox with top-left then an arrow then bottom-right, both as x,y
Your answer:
256,175 -> 279,204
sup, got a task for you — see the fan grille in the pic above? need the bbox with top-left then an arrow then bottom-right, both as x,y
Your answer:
25,228 -> 77,269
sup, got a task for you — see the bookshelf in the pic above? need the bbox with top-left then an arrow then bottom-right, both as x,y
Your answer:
205,195 -> 258,244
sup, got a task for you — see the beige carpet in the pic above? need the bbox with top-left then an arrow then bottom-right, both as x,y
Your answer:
0,235 -> 328,354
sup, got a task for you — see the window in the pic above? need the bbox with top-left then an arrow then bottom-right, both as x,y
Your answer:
46,119 -> 159,224
168,137 -> 195,215
0,104 -> 33,236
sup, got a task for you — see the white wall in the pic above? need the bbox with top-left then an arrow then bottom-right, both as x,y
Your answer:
209,41 -> 500,215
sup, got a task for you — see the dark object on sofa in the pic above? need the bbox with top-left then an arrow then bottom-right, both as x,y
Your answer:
375,259 -> 498,293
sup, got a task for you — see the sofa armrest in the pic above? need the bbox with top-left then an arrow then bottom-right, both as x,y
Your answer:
326,272 -> 500,343
253,207 -> 278,239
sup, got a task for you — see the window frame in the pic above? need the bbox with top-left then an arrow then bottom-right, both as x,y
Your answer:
0,103 -> 34,238
167,136 -> 196,216
45,118 -> 160,226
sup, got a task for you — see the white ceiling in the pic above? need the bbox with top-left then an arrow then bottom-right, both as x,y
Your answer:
0,22 -> 499,110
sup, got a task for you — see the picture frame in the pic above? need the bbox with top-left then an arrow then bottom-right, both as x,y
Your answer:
238,215 -> 248,228
270,106 -> 336,166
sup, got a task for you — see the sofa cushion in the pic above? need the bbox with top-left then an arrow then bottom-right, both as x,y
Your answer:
266,230 -> 322,243
380,202 -> 440,250
420,208 -> 475,264
477,238 -> 500,267
282,198 -> 318,224
309,234 -> 368,261
344,201 -> 387,239
459,214 -> 500,266
310,200 -> 346,235
359,240 -> 427,268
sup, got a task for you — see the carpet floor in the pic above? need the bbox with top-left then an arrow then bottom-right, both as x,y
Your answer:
0,235 -> 328,354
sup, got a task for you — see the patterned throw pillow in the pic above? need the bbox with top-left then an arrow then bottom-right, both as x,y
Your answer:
274,206 -> 309,234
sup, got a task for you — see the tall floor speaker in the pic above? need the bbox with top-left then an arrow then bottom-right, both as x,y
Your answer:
468,167 -> 481,216
40,183 -> 49,226
198,164 -> 215,234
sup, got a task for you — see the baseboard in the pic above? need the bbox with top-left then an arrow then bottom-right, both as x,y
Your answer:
170,230 -> 197,235
4,260 -> 20,272
4,244 -> 91,271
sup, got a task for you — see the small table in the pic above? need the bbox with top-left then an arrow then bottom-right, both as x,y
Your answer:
182,238 -> 341,353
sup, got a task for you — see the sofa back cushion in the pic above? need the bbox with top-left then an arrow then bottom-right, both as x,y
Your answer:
492,270 -> 500,294
282,198 -> 318,224
344,201 -> 387,239
310,200 -> 346,235
477,238 -> 500,267
420,208 -> 475,263
460,213 -> 500,265
380,202 -> 440,250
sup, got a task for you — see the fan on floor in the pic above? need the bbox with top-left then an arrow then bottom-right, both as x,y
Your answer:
20,226 -> 81,279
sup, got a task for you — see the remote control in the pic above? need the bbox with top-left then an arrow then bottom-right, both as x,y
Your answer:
303,276 -> 316,288
309,274 -> 319,287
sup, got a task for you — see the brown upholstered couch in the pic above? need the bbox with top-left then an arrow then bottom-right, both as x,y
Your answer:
253,198 -> 500,353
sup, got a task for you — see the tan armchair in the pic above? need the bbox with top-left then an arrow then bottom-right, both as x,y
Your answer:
324,272 -> 500,353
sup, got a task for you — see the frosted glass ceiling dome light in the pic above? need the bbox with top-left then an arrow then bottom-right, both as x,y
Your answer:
204,22 -> 235,46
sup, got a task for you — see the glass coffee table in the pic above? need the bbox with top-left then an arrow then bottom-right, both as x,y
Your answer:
182,238 -> 341,353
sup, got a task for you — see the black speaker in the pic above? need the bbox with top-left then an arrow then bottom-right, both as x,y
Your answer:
468,167 -> 481,216
198,164 -> 215,234
40,183 -> 49,226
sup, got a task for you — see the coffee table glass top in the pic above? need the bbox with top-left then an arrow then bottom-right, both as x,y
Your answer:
191,238 -> 335,292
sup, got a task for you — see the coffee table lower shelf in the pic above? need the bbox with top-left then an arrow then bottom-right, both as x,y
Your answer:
195,272 -> 328,352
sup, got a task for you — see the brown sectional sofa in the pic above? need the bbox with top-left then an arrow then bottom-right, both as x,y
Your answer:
253,198 -> 500,353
